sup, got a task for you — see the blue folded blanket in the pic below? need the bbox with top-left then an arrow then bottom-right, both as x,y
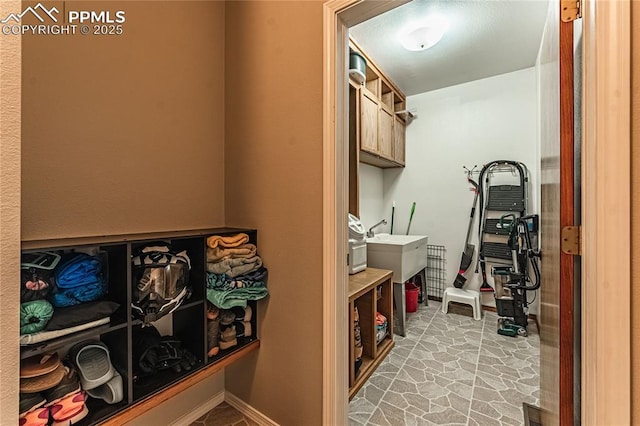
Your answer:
55,253 -> 103,288
50,253 -> 106,307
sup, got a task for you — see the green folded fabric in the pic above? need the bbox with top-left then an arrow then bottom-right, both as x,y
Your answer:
206,288 -> 268,309
20,300 -> 54,335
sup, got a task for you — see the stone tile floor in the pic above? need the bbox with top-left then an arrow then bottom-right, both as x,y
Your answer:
349,301 -> 540,426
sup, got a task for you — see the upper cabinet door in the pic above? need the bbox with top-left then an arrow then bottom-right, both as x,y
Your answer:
378,105 -> 394,160
393,117 -> 405,166
360,88 -> 378,154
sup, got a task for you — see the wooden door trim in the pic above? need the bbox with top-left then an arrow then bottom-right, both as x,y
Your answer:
322,1 -> 408,424
559,15 -> 575,426
324,1 -> 632,425
581,0 -> 631,424
322,2 -> 351,424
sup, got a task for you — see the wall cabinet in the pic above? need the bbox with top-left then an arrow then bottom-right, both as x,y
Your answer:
350,38 -> 407,169
348,268 -> 394,400
360,88 -> 379,154
19,228 -> 261,426
393,116 -> 406,165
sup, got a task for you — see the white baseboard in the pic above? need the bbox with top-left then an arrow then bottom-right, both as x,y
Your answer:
225,391 -> 279,426
170,390 -> 225,426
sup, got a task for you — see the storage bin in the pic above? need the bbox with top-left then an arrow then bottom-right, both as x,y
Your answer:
405,282 -> 420,313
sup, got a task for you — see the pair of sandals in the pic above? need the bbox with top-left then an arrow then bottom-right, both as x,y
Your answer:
19,354 -> 88,426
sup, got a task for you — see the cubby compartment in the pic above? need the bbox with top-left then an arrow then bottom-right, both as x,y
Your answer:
348,267 -> 394,400
78,327 -> 130,426
380,81 -> 393,110
131,315 -> 205,403
19,228 -> 262,425
365,69 -> 379,97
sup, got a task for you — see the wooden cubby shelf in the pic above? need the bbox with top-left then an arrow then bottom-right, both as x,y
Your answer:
348,267 -> 394,400
19,228 -> 262,426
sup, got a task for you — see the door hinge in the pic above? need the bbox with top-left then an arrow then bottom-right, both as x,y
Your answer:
561,0 -> 582,22
561,226 -> 581,255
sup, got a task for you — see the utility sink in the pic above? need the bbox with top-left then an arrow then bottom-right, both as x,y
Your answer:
366,233 -> 429,283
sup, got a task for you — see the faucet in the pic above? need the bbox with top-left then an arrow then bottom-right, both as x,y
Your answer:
367,219 -> 387,238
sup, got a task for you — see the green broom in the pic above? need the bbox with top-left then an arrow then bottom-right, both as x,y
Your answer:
406,202 -> 416,235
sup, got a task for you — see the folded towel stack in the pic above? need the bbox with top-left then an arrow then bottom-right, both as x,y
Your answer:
205,233 -> 269,310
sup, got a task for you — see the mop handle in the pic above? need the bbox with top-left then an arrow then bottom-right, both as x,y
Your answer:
406,202 -> 416,235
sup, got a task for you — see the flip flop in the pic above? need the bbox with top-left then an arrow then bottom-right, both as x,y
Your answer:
69,341 -> 115,390
20,353 -> 60,379
20,364 -> 65,393
86,372 -> 123,404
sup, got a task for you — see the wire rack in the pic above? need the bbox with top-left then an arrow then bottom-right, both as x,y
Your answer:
426,245 -> 446,301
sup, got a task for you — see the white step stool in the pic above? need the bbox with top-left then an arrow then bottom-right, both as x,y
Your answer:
442,287 -> 482,320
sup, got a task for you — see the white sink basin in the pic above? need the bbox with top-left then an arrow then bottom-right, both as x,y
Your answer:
366,233 -> 429,283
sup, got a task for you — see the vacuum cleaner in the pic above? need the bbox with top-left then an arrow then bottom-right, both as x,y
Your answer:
493,214 -> 541,337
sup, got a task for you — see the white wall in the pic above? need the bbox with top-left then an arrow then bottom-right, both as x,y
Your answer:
358,163 -> 385,230
359,67 -> 540,312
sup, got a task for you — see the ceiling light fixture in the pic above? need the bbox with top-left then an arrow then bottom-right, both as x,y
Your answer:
398,16 -> 449,51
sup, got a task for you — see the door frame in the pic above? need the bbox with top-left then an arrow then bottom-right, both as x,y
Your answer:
322,1 -> 631,425
580,0 -> 631,424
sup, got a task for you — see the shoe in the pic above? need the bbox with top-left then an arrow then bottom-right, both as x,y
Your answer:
46,390 -> 88,426
234,321 -> 252,338
207,316 -> 220,358
219,309 -> 235,326
69,340 -> 116,390
19,393 -> 48,426
219,338 -> 237,350
231,306 -> 252,322
86,373 -> 123,404
19,402 -> 49,426
219,325 -> 237,350
207,303 -> 219,321
42,365 -> 81,404
220,324 -> 236,342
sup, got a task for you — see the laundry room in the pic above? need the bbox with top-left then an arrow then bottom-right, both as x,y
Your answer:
345,1 -> 555,424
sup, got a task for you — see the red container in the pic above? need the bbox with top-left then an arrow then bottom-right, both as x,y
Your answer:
405,282 -> 420,313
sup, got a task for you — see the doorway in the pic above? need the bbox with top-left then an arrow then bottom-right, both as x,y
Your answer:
322,0 -> 631,425
347,2 -> 548,424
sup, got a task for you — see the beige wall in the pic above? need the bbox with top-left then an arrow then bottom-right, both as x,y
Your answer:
0,1 -> 22,423
632,1 -> 639,422
21,1 -> 226,240
16,0 -> 227,422
126,373 -> 224,425
223,1 -> 325,424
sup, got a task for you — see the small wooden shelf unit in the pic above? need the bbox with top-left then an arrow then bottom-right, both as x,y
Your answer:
348,267 -> 394,400
20,228 -> 261,426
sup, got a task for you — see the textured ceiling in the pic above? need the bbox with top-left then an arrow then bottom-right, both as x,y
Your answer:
350,0 -> 549,96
